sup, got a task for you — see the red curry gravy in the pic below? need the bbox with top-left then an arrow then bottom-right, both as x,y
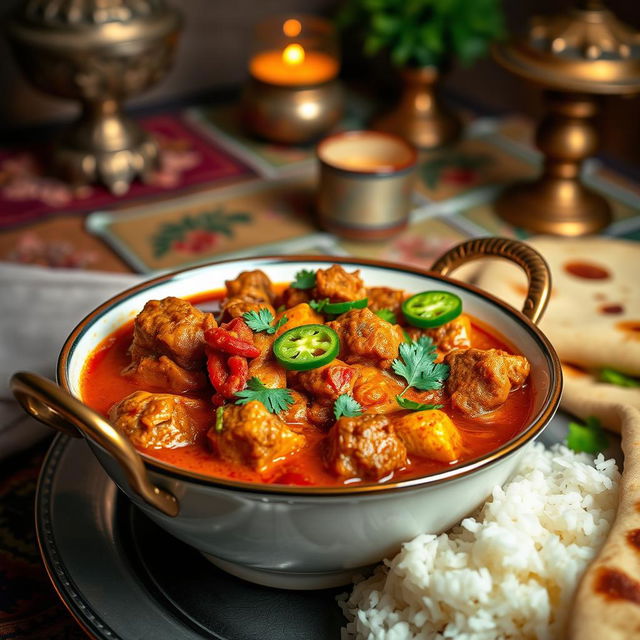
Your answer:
81,289 -> 535,487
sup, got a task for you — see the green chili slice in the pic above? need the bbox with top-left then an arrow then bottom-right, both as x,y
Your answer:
324,297 -> 368,314
402,291 -> 462,329
273,324 -> 340,371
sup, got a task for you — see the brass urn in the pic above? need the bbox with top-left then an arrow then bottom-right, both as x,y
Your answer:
7,0 -> 182,195
493,0 -> 640,236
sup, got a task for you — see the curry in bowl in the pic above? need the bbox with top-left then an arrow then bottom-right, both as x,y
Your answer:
81,264 -> 534,487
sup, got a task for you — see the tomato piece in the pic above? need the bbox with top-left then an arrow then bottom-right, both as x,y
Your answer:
402,291 -> 462,328
325,365 -> 355,394
205,326 -> 260,358
273,324 -> 339,371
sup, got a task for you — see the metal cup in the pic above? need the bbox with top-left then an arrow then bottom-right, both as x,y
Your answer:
316,130 -> 417,240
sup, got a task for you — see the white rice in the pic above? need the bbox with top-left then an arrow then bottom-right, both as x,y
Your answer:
340,443 -> 620,640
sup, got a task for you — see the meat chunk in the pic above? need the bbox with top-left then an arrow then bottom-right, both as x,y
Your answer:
445,348 -> 530,416
393,410 -> 462,462
129,297 -> 216,370
325,414 -> 407,480
246,332 -> 287,389
278,390 -> 309,424
351,365 -> 403,414
109,391 -> 199,449
327,308 -> 404,369
278,286 -> 311,309
209,401 -> 305,473
289,359 -> 358,403
274,303 -> 324,337
313,265 -> 366,302
225,270 -> 274,304
123,355 -> 207,394
221,299 -> 275,322
366,287 -> 405,316
407,315 -> 471,357
249,358 -> 287,390
307,402 -> 335,428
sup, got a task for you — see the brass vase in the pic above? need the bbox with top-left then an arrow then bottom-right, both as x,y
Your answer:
7,0 -> 182,195
373,67 -> 462,150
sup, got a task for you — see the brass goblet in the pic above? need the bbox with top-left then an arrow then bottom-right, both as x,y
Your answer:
7,0 -> 182,195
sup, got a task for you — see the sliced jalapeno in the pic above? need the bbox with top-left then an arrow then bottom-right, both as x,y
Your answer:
273,324 -> 340,371
311,297 -> 368,315
324,297 -> 368,314
402,291 -> 462,328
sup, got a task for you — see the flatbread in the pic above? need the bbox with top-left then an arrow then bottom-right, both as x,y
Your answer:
473,236 -> 640,376
469,237 -> 640,637
567,404 -> 640,640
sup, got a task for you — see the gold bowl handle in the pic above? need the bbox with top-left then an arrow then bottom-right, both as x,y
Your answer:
10,372 -> 179,517
430,237 -> 551,324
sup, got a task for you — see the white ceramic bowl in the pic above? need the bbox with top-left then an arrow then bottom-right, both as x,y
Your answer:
16,239 -> 562,589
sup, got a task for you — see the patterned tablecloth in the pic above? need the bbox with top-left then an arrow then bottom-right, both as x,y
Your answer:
1,96 -> 639,639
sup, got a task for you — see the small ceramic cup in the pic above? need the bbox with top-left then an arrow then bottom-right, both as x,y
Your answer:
316,130 -> 417,240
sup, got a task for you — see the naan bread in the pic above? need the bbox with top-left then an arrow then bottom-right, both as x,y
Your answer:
471,236 -> 640,637
474,236 -> 640,376
567,404 -> 640,640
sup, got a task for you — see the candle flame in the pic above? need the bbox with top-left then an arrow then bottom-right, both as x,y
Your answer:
283,19 -> 302,37
282,43 -> 305,66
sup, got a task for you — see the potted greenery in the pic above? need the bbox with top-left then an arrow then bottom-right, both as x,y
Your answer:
338,0 -> 505,148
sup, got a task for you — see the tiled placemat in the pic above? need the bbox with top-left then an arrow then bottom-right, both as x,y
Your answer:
0,113 -> 255,230
87,176 -> 340,272
82,113 -> 640,273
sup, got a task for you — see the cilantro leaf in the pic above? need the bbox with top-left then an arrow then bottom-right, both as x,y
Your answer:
243,308 -> 287,335
273,315 -> 288,332
215,406 -> 224,432
374,308 -> 397,324
566,416 -> 609,454
310,298 -> 330,312
396,395 -> 443,411
392,336 -> 449,392
234,377 -> 295,414
599,368 -> 640,388
333,394 -> 364,419
291,269 -> 316,290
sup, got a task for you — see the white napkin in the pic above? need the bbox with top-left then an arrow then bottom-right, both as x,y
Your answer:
0,263 -> 142,460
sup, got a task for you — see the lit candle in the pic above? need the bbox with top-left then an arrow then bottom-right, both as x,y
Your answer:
249,18 -> 339,86
242,15 -> 343,143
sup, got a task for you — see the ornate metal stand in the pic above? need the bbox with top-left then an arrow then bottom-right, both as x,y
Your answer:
493,0 -> 640,236
7,0 -> 181,195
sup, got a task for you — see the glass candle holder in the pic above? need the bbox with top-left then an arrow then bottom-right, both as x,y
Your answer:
241,15 -> 343,145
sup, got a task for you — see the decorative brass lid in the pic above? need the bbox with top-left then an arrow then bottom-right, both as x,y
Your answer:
493,0 -> 640,94
8,0 -> 181,49
18,0 -> 171,27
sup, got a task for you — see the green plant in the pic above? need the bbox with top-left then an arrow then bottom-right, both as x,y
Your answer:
338,0 -> 505,69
